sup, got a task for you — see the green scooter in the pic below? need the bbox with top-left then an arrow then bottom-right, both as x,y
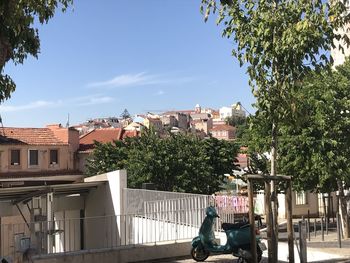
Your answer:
191,206 -> 266,262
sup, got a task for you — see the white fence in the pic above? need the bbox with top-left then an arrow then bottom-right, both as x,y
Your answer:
123,188 -> 213,214
0,210 -> 206,260
1,189 -> 246,261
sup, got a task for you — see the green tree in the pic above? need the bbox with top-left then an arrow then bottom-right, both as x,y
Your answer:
244,60 -> 350,237
201,0 -> 350,260
86,140 -> 128,176
0,0 -> 73,102
225,115 -> 245,127
85,129 -> 239,194
120,108 -> 131,119
278,60 -> 350,237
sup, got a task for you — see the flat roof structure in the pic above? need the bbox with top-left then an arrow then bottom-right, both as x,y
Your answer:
0,181 -> 103,203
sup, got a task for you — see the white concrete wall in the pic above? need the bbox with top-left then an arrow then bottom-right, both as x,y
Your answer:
53,195 -> 84,212
292,191 -> 318,217
256,190 -> 319,219
53,210 -> 81,253
32,240 -> 192,263
84,170 -> 127,249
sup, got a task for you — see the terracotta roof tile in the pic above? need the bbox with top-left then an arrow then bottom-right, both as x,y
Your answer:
79,128 -> 122,151
121,130 -> 139,139
78,128 -> 140,152
0,128 -> 67,145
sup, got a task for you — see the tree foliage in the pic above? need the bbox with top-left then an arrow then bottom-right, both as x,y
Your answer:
120,108 -> 131,119
86,130 -> 239,194
225,115 -> 245,127
0,0 -> 73,103
201,0 -> 350,152
225,115 -> 247,144
242,59 -> 350,193
278,60 -> 350,193
202,0 -> 349,105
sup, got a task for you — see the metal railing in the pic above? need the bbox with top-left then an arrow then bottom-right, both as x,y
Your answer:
123,188 -> 212,215
0,208 -> 212,260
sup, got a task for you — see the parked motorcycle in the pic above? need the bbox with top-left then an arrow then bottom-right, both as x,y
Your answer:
191,206 -> 266,262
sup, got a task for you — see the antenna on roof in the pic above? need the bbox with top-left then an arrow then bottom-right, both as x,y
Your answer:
66,113 -> 70,128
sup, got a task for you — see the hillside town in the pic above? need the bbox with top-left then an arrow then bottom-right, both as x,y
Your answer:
0,102 -> 247,176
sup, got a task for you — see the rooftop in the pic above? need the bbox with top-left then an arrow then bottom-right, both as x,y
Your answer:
79,128 -> 139,152
79,128 -> 122,151
0,127 -> 67,145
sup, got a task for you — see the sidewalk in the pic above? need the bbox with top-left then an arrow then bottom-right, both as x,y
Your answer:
259,229 -> 350,262
304,231 -> 350,262
141,231 -> 350,263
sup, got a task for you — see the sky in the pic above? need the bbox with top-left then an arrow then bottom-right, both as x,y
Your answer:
1,0 -> 255,128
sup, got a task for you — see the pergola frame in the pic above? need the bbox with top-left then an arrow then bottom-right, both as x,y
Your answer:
246,174 -> 294,263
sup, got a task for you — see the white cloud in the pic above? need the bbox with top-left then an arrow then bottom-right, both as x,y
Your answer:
0,100 -> 59,112
0,95 -> 115,112
155,90 -> 165,96
87,72 -> 162,88
77,96 -> 114,106
87,72 -> 194,89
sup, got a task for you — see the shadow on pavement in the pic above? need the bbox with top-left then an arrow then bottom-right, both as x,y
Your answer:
135,255 -> 350,263
272,259 -> 350,263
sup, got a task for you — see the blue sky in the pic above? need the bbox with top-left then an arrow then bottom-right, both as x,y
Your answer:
1,0 -> 255,127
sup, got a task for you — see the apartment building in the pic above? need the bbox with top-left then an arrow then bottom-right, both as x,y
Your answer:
219,103 -> 246,120
143,117 -> 163,131
0,124 -> 80,181
210,124 -> 236,140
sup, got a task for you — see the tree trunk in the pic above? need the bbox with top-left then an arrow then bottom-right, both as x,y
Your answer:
322,195 -> 327,222
337,179 -> 350,238
269,121 -> 279,263
265,181 -> 273,261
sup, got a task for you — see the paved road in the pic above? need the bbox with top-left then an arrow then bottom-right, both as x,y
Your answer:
140,236 -> 350,263
138,231 -> 350,263
147,254 -> 350,263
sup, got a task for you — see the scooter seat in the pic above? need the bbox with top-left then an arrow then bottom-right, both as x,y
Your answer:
222,222 -> 249,231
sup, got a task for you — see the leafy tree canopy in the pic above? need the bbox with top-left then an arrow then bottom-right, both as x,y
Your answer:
243,59 -> 350,193
201,0 -> 350,123
0,0 -> 73,103
86,129 -> 239,194
225,115 -> 246,127
279,60 -> 350,193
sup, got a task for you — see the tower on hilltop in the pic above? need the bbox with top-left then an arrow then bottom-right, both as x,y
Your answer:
195,104 -> 201,113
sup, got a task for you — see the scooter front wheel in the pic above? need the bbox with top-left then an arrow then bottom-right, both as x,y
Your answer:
191,246 -> 210,262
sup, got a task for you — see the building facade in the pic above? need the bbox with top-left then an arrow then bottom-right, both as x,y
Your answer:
219,103 -> 246,120
210,124 -> 236,140
0,124 -> 79,175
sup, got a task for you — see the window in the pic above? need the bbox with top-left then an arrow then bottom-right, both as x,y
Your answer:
28,150 -> 39,166
296,191 -> 308,205
10,150 -> 20,165
50,149 -> 58,165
